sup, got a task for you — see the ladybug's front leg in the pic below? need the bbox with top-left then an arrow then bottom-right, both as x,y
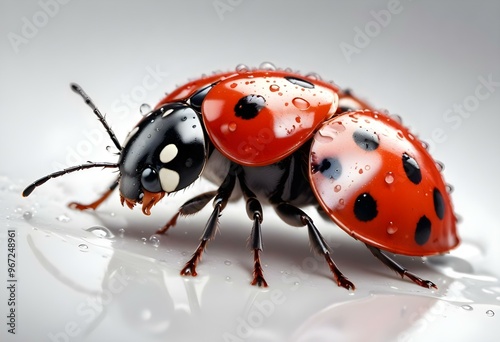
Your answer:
155,191 -> 217,234
68,177 -> 119,211
180,172 -> 236,277
274,202 -> 355,290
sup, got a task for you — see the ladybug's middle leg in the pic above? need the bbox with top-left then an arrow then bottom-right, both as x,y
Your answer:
69,177 -> 120,211
238,173 -> 268,287
180,171 -> 236,277
366,244 -> 437,289
274,202 -> 355,290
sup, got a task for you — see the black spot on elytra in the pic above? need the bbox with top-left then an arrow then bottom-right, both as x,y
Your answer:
402,153 -> 421,184
234,94 -> 266,120
284,76 -> 314,89
353,129 -> 379,151
415,215 -> 431,245
433,188 -> 445,220
354,192 -> 378,222
316,157 -> 342,180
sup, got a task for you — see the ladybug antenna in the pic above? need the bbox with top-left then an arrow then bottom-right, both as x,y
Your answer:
22,162 -> 119,197
70,83 -> 123,152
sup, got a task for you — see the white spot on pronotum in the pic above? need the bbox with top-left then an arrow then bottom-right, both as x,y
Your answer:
160,144 -> 178,163
162,108 -> 174,117
123,126 -> 139,147
159,168 -> 180,192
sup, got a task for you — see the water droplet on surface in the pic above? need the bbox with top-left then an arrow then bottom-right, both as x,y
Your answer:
228,122 -> 237,132
225,276 -> 232,282
461,304 -> 473,311
235,64 -> 249,73
118,228 -> 125,237
334,185 -> 341,192
396,130 -> 404,139
149,235 -> 160,247
390,114 -> 402,123
181,116 -> 187,121
385,172 -> 395,184
78,244 -> 88,252
224,260 -> 232,266
486,310 -> 495,317
365,165 -> 371,171
446,184 -> 454,193
56,214 -> 71,222
23,211 -> 33,220
230,82 -> 238,89
140,103 -> 152,116
85,226 -> 114,238
292,97 -> 310,110
387,222 -> 398,234
141,237 -> 147,244
269,84 -> 280,92
259,61 -> 276,71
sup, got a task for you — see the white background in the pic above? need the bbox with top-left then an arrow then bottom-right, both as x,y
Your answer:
1,1 -> 500,341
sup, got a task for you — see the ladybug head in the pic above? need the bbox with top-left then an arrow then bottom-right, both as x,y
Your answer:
22,85 -> 207,216
118,102 -> 207,215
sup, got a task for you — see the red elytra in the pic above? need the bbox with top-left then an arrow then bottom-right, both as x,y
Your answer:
309,110 -> 459,256
200,70 -> 339,166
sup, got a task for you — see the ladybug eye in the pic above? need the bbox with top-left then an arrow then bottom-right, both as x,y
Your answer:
141,167 -> 162,193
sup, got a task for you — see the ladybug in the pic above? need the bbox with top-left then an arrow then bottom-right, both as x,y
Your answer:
23,64 -> 459,290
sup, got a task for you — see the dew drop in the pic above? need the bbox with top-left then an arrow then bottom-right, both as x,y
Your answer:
85,226 -> 114,238
228,122 -> 237,132
365,165 -> 371,171
235,63 -> 249,73
269,84 -> 280,92
118,228 -> 125,237
396,130 -> 404,139
225,276 -> 232,282
446,184 -> 454,193
141,237 -> 147,244
385,172 -> 395,184
338,198 -> 345,207
56,214 -> 71,222
224,260 -> 232,266
461,304 -> 473,311
387,222 -> 398,234
292,97 -> 310,110
23,211 -> 33,220
305,72 -> 321,80
259,61 -> 276,71
486,310 -> 495,317
435,161 -> 445,172
78,244 -> 88,252
230,82 -> 238,89
391,114 -> 403,123
140,103 -> 152,116
181,116 -> 187,121
149,235 -> 160,248
334,185 -> 341,192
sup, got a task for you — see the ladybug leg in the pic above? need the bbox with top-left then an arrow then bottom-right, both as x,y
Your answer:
238,174 -> 268,287
180,172 -> 236,277
274,202 -> 355,290
68,177 -> 119,211
366,245 -> 437,289
155,191 -> 217,234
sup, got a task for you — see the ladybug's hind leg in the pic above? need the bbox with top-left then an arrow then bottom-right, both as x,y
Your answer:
274,202 -> 355,290
366,244 -> 437,289
68,177 -> 119,211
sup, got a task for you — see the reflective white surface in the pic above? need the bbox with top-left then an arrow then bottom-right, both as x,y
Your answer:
1,174 -> 500,341
1,0 -> 500,341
